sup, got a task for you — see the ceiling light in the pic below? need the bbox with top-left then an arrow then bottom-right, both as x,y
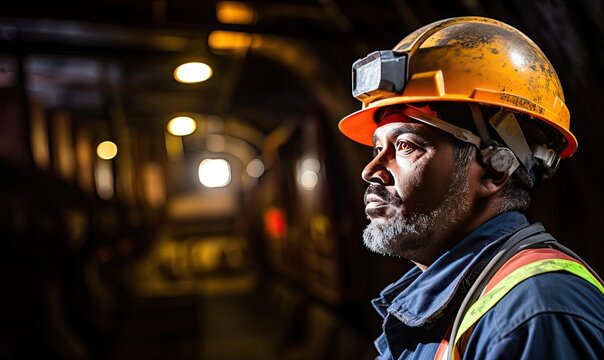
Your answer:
216,1 -> 257,24
173,62 -> 213,83
208,31 -> 253,50
198,158 -> 231,188
96,141 -> 118,160
167,116 -> 197,136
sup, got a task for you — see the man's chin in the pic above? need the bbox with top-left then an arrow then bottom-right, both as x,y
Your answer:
363,218 -> 401,257
366,216 -> 390,225
362,205 -> 450,259
365,205 -> 398,220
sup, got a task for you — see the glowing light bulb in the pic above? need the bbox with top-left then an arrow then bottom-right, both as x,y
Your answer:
96,141 -> 118,160
174,62 -> 213,83
167,116 -> 197,136
198,158 -> 231,188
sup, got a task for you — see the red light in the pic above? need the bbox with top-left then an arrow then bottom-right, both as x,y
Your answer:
264,207 -> 287,239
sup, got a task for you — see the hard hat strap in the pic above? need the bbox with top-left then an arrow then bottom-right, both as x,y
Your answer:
489,110 -> 536,172
401,107 -> 482,148
469,104 -> 494,147
532,144 -> 560,179
469,104 -> 522,175
469,105 -> 562,180
389,104 -> 560,178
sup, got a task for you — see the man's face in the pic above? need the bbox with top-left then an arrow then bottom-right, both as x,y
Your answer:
362,116 -> 473,262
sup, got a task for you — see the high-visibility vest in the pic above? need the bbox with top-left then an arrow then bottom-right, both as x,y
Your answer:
434,248 -> 604,360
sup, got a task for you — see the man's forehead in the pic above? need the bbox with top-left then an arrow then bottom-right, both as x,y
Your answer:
372,121 -> 432,144
375,108 -> 422,131
372,106 -> 459,145
374,107 -> 429,133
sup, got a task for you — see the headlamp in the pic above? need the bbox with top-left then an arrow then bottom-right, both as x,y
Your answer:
352,50 -> 408,100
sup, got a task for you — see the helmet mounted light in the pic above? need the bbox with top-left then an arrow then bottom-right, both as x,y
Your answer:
352,50 -> 408,100
341,17 -> 577,162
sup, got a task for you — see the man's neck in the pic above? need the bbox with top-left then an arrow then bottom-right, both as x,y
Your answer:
412,203 -> 502,271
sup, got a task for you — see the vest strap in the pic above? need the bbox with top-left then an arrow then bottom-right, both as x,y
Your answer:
452,250 -> 604,352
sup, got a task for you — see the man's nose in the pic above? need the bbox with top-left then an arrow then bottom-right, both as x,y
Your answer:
361,151 -> 392,186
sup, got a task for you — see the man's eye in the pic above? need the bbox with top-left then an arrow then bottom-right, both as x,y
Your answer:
396,140 -> 415,154
372,146 -> 383,157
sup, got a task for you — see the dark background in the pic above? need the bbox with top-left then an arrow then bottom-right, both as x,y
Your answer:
1,0 -> 603,359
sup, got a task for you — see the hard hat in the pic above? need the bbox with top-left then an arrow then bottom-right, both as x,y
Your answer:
339,16 -> 577,160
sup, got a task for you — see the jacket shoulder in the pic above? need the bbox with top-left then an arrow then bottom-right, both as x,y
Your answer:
491,271 -> 604,334
463,272 -> 604,359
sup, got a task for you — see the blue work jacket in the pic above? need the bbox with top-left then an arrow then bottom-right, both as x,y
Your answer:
371,211 -> 604,359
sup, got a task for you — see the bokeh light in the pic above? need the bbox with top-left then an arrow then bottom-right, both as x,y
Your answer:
167,116 -> 197,136
96,141 -> 118,160
300,170 -> 318,190
173,62 -> 213,83
198,158 -> 231,188
216,1 -> 257,24
246,158 -> 265,178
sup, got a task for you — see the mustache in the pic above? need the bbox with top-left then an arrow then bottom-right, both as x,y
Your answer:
364,185 -> 403,206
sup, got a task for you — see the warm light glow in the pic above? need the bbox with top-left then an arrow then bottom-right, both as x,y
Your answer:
302,157 -> 320,173
206,134 -> 226,152
173,62 -> 213,83
192,242 -> 221,270
216,1 -> 257,24
167,116 -> 197,136
95,159 -> 114,199
208,31 -> 253,50
31,102 -> 50,170
96,141 -> 118,160
142,163 -> 166,207
54,111 -> 75,178
246,158 -> 265,178
198,158 -> 231,188
300,170 -> 319,190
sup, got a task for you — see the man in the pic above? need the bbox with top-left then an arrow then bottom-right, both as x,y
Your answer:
338,17 -> 604,359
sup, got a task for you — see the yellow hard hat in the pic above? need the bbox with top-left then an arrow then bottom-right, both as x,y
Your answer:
339,16 -> 577,159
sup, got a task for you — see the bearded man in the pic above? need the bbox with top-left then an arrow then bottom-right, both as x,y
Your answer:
339,17 -> 604,359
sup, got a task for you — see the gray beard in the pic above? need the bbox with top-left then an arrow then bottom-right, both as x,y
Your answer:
362,170 -> 470,259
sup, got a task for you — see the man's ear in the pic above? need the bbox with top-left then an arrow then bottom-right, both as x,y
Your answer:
475,146 -> 518,198
477,164 -> 511,198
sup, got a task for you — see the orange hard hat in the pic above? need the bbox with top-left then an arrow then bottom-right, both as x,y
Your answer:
339,16 -> 576,159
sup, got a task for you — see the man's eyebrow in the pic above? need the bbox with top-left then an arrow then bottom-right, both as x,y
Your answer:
372,124 -> 430,145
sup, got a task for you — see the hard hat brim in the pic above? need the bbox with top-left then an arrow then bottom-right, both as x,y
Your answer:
339,96 -> 578,158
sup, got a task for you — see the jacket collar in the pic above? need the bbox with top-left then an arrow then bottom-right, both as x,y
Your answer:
372,211 -> 529,327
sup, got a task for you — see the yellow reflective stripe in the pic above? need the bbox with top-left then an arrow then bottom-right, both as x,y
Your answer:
454,259 -> 604,347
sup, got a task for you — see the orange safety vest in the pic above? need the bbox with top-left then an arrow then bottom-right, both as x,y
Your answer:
434,248 -> 604,360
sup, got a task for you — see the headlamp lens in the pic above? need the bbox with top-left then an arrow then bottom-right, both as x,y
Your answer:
352,50 -> 407,100
353,52 -> 382,98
